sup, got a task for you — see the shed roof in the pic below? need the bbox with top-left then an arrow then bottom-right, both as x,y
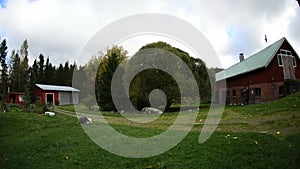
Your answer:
35,84 -> 80,92
216,37 -> 287,81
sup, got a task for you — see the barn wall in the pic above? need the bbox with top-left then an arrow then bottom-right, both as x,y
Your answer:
35,87 -> 44,101
5,93 -> 24,105
72,92 -> 79,105
226,81 -> 285,104
278,41 -> 300,78
35,87 -> 59,105
215,40 -> 300,104
59,92 -> 72,105
58,92 -> 79,105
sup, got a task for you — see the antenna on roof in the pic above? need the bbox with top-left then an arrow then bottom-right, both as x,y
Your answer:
264,34 -> 268,43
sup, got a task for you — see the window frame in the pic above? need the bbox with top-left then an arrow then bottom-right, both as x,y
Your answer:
279,86 -> 285,96
278,49 -> 296,67
292,56 -> 297,67
277,54 -> 283,67
232,89 -> 236,97
255,88 -> 261,97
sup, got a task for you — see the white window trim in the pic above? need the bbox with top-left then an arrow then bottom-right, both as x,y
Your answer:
278,49 -> 296,67
292,56 -> 297,68
45,93 -> 55,105
277,54 -> 283,67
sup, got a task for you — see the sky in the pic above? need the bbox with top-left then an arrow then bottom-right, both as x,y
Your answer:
0,0 -> 299,69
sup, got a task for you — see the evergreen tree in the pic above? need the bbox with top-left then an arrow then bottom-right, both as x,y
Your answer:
63,61 -> 71,86
20,40 -> 29,91
44,57 -> 55,84
56,64 -> 64,85
9,40 -> 30,92
9,51 -> 21,92
37,54 -> 45,83
95,46 -> 127,111
0,39 -> 8,112
28,60 -> 38,102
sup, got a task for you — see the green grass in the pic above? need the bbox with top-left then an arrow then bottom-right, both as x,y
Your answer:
226,92 -> 300,115
1,92 -> 300,168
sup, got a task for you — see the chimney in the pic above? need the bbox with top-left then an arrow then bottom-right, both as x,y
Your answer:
239,53 -> 244,62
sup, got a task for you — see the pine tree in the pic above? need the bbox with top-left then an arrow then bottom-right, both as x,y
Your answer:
20,40 -> 29,91
56,64 -> 64,85
95,46 -> 127,111
9,51 -> 21,92
8,40 -> 30,92
63,61 -> 71,86
44,57 -> 55,84
37,54 -> 45,83
28,60 -> 38,102
0,39 -> 8,112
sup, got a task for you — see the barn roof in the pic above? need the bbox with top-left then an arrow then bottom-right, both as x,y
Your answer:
216,37 -> 287,81
35,84 -> 80,92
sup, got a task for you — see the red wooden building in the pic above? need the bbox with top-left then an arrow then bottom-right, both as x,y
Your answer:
35,84 -> 80,105
5,92 -> 25,105
215,37 -> 300,104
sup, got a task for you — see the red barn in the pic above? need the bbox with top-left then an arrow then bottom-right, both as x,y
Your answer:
35,84 -> 80,105
215,37 -> 300,104
5,92 -> 25,105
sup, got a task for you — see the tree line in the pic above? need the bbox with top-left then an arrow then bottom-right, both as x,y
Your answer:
0,38 -> 76,111
1,37 -> 213,112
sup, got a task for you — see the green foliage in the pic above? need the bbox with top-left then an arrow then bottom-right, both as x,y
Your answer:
43,57 -> 56,84
95,46 -> 127,111
6,104 -> 22,112
23,85 -> 31,112
32,101 -> 48,114
129,68 -> 180,110
0,38 -> 8,112
129,41 -> 211,110
81,95 -> 96,110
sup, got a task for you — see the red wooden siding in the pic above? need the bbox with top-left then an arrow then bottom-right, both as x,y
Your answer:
5,92 -> 24,105
216,40 -> 300,104
35,87 -> 59,105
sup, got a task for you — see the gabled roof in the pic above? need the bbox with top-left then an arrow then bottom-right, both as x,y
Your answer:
216,37 -> 291,81
35,84 -> 80,92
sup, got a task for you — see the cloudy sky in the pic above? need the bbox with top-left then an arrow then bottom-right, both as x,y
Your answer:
0,0 -> 299,68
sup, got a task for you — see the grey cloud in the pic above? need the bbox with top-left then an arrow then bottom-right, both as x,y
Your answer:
0,0 -> 299,68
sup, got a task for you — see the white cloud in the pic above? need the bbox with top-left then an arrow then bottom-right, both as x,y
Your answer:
0,0 -> 299,68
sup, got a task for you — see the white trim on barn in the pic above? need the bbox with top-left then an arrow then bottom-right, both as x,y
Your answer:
36,84 -> 80,92
45,93 -> 55,105
35,84 -> 80,106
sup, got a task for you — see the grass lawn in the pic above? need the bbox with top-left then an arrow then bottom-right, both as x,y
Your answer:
1,92 -> 300,168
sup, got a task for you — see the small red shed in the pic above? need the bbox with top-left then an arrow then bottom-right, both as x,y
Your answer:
35,84 -> 80,105
6,92 -> 25,105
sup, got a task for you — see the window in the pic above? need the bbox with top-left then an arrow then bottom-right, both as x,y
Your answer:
280,49 -> 290,55
279,86 -> 285,96
277,54 -> 283,66
278,49 -> 295,67
255,88 -> 261,96
292,56 -> 297,67
19,95 -> 24,102
232,90 -> 236,97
